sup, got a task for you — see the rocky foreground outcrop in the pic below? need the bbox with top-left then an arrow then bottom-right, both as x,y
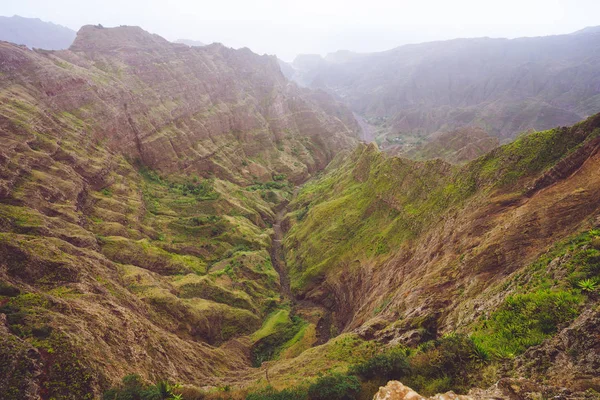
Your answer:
373,380 -> 598,400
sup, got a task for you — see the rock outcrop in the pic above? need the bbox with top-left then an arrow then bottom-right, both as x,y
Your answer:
373,380 -> 599,400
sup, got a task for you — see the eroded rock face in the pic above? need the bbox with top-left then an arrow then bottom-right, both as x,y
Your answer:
514,308 -> 600,391
1,25 -> 360,184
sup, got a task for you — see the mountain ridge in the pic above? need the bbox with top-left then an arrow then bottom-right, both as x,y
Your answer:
0,15 -> 76,50
287,26 -> 600,143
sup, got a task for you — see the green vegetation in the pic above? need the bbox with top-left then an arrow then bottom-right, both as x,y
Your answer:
472,290 -> 582,358
245,374 -> 360,400
306,373 -> 361,400
518,229 -> 600,291
251,309 -> 307,366
285,145 -> 456,291
138,165 -> 219,205
285,120 -> 600,293
247,181 -> 290,192
578,278 -> 598,292
466,126 -> 587,186
103,375 -> 182,400
348,347 -> 409,380
0,281 -> 20,297
246,386 -> 307,400
468,230 -> 600,359
246,335 -> 488,399
341,335 -> 489,396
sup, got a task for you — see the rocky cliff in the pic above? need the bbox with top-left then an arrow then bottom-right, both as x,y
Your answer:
4,25 -> 359,184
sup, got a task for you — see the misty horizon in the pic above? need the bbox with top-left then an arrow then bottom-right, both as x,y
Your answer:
1,0 -> 599,61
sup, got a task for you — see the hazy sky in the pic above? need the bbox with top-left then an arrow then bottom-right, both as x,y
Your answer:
1,0 -> 599,61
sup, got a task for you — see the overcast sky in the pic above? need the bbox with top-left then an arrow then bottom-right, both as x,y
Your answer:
1,0 -> 599,61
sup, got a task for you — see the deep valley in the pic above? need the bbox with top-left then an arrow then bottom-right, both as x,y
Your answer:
1,21 -> 600,400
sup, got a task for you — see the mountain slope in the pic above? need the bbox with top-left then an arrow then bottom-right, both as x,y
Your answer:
7,25 -> 359,184
283,114 -> 600,392
0,15 -> 76,50
399,127 -> 500,163
0,25 -> 359,398
293,28 -> 600,141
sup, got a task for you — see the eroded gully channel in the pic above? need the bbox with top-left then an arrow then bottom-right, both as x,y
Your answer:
270,201 -> 292,300
269,197 -> 333,345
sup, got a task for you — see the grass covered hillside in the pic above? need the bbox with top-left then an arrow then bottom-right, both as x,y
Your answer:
286,115 -> 600,296
0,85 -> 302,397
0,25 -> 359,398
281,114 -> 600,393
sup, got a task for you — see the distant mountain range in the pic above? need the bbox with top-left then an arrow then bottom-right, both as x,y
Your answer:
174,38 -> 206,47
284,27 -> 600,141
0,15 -> 76,49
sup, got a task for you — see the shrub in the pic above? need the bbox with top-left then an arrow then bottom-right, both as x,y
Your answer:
472,290 -> 582,358
296,207 -> 309,221
578,278 -> 598,292
251,315 -> 305,366
103,375 -> 181,400
406,334 -> 483,395
348,348 -> 409,380
0,281 -> 21,297
246,386 -> 307,400
307,373 -> 360,400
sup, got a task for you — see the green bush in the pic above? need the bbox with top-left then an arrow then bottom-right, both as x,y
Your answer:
103,375 -> 181,400
348,348 -> 409,380
296,207 -> 309,221
578,278 -> 598,292
307,373 -> 360,400
246,386 -> 307,400
408,334 -> 483,394
0,281 -> 20,297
